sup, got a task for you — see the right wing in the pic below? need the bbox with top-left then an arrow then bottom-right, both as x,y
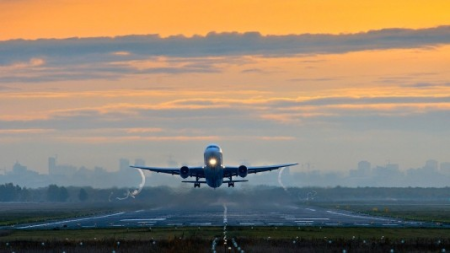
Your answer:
130,165 -> 205,177
247,163 -> 298,174
223,163 -> 298,177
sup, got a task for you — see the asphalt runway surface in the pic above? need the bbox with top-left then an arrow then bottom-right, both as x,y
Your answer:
14,204 -> 436,230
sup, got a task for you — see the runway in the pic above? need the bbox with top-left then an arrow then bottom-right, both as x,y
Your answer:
14,204 -> 435,230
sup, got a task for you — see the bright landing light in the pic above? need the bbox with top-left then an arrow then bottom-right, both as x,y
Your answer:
209,158 -> 217,166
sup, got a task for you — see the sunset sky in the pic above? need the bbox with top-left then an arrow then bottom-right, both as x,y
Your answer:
1,0 -> 450,174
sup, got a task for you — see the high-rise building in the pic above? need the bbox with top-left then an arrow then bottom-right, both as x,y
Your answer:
424,160 -> 438,171
357,160 -> 371,177
48,157 -> 56,175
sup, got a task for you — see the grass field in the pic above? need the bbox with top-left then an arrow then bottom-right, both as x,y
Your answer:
0,227 -> 449,252
1,227 -> 450,241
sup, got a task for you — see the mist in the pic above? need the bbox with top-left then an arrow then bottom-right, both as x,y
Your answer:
1,158 -> 449,189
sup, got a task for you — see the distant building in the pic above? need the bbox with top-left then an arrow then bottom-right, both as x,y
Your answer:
13,162 -> 27,174
350,161 -> 371,177
48,157 -> 56,174
373,164 -> 401,178
386,163 -> 399,171
441,162 -> 450,175
48,156 -> 77,176
358,161 -> 371,176
424,159 -> 438,171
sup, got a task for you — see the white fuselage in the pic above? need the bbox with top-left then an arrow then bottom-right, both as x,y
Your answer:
203,144 -> 224,188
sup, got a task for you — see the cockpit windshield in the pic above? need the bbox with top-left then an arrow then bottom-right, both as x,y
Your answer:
207,144 -> 219,149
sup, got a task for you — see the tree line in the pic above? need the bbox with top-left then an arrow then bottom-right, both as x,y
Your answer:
0,183 -> 88,202
0,183 -> 449,203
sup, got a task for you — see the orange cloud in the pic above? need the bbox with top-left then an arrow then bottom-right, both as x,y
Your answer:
0,128 -> 55,134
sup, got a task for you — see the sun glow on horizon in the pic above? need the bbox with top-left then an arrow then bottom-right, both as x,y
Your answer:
1,0 -> 450,40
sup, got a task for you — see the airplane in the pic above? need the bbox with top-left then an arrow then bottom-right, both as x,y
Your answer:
131,144 -> 297,188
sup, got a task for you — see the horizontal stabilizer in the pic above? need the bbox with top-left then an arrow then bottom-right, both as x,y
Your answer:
181,181 -> 207,184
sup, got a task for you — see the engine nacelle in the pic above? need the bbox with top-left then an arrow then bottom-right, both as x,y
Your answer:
238,165 -> 248,178
180,166 -> 189,179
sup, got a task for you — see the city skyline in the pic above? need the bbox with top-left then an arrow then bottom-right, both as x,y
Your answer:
1,155 -> 449,188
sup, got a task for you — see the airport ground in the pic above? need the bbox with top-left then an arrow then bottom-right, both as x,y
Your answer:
1,199 -> 450,252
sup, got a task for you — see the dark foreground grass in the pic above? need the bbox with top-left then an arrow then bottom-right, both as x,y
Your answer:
0,227 -> 449,252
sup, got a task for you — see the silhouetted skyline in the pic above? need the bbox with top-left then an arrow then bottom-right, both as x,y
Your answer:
1,157 -> 449,188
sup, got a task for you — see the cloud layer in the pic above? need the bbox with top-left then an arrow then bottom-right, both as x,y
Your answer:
1,26 -> 449,62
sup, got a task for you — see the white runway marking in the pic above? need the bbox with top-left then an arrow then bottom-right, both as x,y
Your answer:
326,211 -> 391,221
17,212 -> 125,229
223,203 -> 228,224
295,218 -> 330,220
306,208 -> 316,212
120,218 -> 166,222
190,222 -> 212,226
81,225 -> 96,228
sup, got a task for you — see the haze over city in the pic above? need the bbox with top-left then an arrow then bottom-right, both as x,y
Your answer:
1,1 -> 450,187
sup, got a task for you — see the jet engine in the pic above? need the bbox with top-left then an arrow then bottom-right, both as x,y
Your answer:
238,165 -> 248,178
180,166 -> 189,179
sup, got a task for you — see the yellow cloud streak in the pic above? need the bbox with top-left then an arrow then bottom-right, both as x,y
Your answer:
1,0 -> 450,40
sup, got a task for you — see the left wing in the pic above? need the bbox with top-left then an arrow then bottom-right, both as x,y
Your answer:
223,163 -> 298,177
130,165 -> 205,178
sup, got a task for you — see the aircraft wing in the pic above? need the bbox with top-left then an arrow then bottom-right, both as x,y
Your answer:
223,163 -> 298,177
130,165 -> 205,177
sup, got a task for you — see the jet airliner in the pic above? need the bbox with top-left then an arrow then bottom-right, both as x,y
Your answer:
131,144 -> 297,188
